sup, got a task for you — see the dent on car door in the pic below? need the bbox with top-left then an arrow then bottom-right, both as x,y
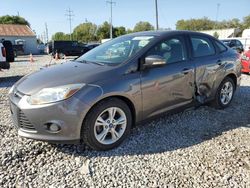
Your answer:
140,36 -> 195,119
190,35 -> 225,102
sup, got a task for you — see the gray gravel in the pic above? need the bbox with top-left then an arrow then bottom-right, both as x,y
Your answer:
0,55 -> 249,187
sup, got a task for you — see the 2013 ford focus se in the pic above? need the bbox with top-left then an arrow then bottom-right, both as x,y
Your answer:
9,31 -> 241,150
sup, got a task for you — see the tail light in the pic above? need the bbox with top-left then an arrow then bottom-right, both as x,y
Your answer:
1,47 -> 6,57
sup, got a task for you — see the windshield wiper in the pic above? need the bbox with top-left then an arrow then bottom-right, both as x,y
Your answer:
88,61 -> 105,66
75,60 -> 104,66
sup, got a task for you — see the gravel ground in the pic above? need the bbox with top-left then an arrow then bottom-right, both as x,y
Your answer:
0,55 -> 249,187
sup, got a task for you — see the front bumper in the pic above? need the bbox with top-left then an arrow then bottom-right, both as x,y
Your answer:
9,90 -> 91,143
241,60 -> 250,73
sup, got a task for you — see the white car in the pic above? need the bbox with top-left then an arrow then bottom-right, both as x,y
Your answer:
0,43 -> 9,69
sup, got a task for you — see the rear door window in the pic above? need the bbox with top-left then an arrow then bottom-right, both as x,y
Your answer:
191,36 -> 216,58
215,40 -> 227,52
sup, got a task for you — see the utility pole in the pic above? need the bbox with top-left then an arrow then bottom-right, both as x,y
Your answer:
215,3 -> 220,23
65,8 -> 74,41
45,22 -> 49,43
106,0 -> 116,39
155,0 -> 159,30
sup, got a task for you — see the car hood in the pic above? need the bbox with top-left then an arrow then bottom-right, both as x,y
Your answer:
15,61 -> 109,95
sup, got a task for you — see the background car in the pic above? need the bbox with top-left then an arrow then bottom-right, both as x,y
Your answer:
85,43 -> 100,51
241,48 -> 250,73
51,40 -> 88,58
221,39 -> 244,53
0,42 -> 10,69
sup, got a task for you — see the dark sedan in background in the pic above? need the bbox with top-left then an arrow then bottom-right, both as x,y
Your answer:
221,39 -> 244,53
9,31 -> 241,150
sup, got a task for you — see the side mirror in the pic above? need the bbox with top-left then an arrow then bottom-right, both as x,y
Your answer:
144,55 -> 166,68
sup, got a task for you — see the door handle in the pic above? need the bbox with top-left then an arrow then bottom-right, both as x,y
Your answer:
217,60 -> 222,66
182,68 -> 192,75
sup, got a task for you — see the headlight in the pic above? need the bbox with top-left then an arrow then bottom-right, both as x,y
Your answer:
27,83 -> 85,105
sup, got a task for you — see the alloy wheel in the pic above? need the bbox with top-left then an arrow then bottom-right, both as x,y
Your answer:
94,107 -> 127,145
220,81 -> 234,105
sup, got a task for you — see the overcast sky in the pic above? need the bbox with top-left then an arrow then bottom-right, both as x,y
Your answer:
1,0 -> 249,39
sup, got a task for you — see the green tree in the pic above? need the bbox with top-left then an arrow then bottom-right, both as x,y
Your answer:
176,17 -> 215,31
216,18 -> 242,29
242,15 -> 250,29
73,22 -> 98,42
133,21 -> 154,32
114,26 -> 126,37
52,32 -> 70,41
0,15 -> 30,26
127,28 -> 134,34
96,21 -> 111,39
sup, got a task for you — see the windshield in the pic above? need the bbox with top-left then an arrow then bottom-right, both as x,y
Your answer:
76,35 -> 155,65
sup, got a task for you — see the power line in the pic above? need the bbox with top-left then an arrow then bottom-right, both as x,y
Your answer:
106,0 -> 116,39
155,0 -> 159,30
45,22 -> 49,43
214,3 -> 221,29
65,8 -> 74,41
215,3 -> 220,22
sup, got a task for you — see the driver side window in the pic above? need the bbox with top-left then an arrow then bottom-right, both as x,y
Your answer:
146,36 -> 187,64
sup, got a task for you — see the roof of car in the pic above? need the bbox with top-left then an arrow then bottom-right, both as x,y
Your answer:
127,30 -> 213,38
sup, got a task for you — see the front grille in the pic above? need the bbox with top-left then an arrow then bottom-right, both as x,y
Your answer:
18,110 -> 36,130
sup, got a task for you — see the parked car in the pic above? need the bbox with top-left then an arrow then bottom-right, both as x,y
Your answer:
241,48 -> 250,73
2,40 -> 15,62
37,43 -> 46,54
51,41 -> 88,58
44,42 -> 52,54
9,31 -> 241,150
13,44 -> 25,57
221,39 -> 244,53
85,43 -> 100,52
0,42 -> 10,69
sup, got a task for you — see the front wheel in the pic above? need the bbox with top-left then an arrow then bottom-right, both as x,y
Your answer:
82,98 -> 132,150
211,77 -> 235,109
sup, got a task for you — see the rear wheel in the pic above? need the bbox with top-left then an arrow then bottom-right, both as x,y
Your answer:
211,77 -> 235,109
59,53 -> 65,59
82,98 -> 132,150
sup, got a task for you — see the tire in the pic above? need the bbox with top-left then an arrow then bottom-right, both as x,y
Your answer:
211,77 -> 235,109
82,98 -> 132,151
0,61 -> 10,69
2,41 -> 15,62
59,53 -> 65,59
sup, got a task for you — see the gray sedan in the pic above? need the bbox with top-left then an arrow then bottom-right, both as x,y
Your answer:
9,31 -> 241,150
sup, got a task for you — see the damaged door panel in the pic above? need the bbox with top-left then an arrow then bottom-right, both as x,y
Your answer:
189,35 -> 225,103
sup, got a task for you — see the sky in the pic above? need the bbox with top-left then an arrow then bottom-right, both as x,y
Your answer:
0,0 -> 250,40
